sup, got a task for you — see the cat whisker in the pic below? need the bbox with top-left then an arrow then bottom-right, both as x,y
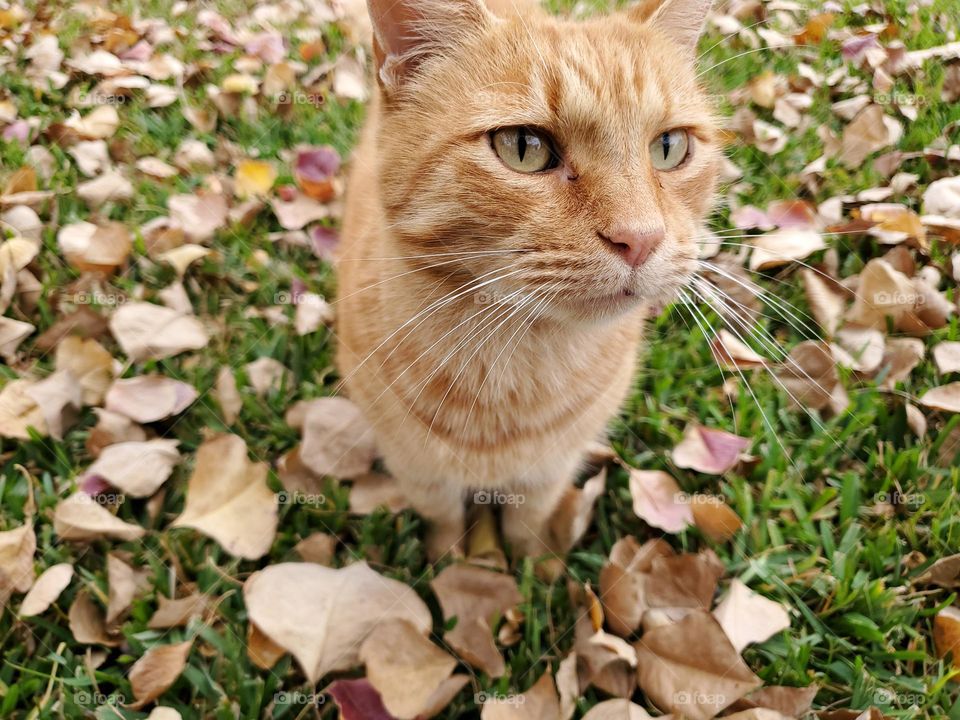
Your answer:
336,265 -> 527,390
697,44 -> 818,77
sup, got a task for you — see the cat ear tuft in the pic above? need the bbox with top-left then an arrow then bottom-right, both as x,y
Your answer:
367,0 -> 493,93
629,0 -> 713,54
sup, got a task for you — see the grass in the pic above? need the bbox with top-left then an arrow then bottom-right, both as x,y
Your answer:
1,0 -> 959,718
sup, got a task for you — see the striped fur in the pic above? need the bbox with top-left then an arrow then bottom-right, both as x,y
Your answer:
336,0 -> 719,559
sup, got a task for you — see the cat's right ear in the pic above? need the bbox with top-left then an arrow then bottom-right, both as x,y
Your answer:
626,0 -> 713,55
368,0 -> 493,94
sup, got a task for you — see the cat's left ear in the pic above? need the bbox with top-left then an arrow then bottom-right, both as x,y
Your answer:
367,0 -> 494,94
626,0 -> 713,55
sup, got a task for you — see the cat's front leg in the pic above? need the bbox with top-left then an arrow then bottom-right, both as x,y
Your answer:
397,474 -> 467,562
500,464 -> 574,561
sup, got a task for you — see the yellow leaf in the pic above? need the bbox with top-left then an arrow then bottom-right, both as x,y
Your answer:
235,160 -> 277,199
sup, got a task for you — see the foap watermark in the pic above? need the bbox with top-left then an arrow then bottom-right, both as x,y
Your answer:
274,690 -> 326,705
873,688 -> 925,707
475,692 -> 526,707
75,91 -> 128,106
674,691 -> 726,707
873,92 -> 927,107
875,489 -> 925,507
277,490 -> 327,506
274,90 -> 327,107
77,490 -> 126,506
75,691 -> 125,706
474,289 -> 526,306
871,290 -> 926,307
70,290 -> 127,307
474,489 -> 525,506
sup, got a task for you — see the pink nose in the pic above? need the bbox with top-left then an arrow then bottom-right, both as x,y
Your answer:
600,226 -> 664,268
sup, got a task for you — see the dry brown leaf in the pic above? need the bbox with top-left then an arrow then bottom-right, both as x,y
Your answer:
431,563 -> 523,678
920,382 -> 960,413
628,469 -> 691,533
672,423 -> 751,475
833,325 -> 885,373
214,366 -> 242,424
634,611 -> 762,720
69,589 -> 121,646
840,105 -> 895,168
0,522 -> 36,606
599,537 -> 673,636
55,336 -> 114,405
172,434 -> 276,560
247,621 -> 287,670
581,700 -> 655,720
106,552 -> 138,626
168,192 -> 228,243
933,606 -> 960,672
0,317 -> 35,361
293,532 -> 337,565
710,329 -> 769,369
54,493 -> 146,542
916,554 -> 960,588
645,550 -> 724,613
83,439 -> 180,497
776,341 -> 847,413
105,375 -> 198,424
157,244 -> 211,276
128,640 -> 192,708
480,672 -> 560,720
690,495 -> 743,543
77,170 -> 134,207
244,561 -> 432,683
299,396 -> 377,478
19,563 -> 73,617
25,369 -> 82,439
148,593 -> 210,629
923,176 -> 960,219
846,258 -> 916,329
549,468 -> 605,554
360,618 -> 458,719
933,341 -> 960,374
0,379 -> 48,439
87,409 -> 147,457
712,579 -> 790,653
733,685 -> 818,717
556,652 -> 579,720
878,337 -> 924,388
271,191 -> 329,230
64,105 -> 120,139
749,228 -> 825,271
110,302 -> 209,361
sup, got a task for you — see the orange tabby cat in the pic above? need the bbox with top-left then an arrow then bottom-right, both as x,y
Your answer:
336,0 -> 720,560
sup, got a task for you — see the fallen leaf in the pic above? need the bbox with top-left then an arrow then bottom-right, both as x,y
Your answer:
933,341 -> 960,374
157,243 -> 211,276
172,434 -> 276,559
105,375 -> 198,423
55,336 -> 114,405
923,176 -> 960,219
933,606 -> 960,672
83,439 -> 180,497
58,221 -> 132,273
167,192 -> 228,242
549,468 -> 605,554
733,685 -> 818,717
327,678 -> 395,720
634,611 -> 762,720
293,532 -> 337,565
802,269 -> 847,336
749,228 -> 825,271
833,325 -> 885,373
360,618 -> 458,719
712,579 -> 791,653
776,341 -> 847,413
580,700 -> 655,719
841,105 -> 895,168
128,640 -> 192,707
481,672 -> 560,720
0,378 -> 47,439
214,366 -> 242,424
349,471 -> 409,513
245,357 -> 289,396
110,302 -> 209,361
599,537 -> 674,636
0,316 -> 34,361
69,589 -> 121,646
672,424 -> 751,475
64,105 -> 120,139
645,550 -> 724,612
106,553 -> 138,625
431,563 -> 522,678
77,170 -> 134,207
294,146 -> 339,201
244,561 -> 431,683
0,522 -> 36,605
235,159 -> 277,198
86,408 -> 147,456
25,369 -> 82,439
54,493 -> 146,542
299,397 -> 377,478
920,382 -> 960,413
690,496 -> 743,543
628,469 -> 691,533
711,329 -> 769,369
148,593 -> 209,629
271,190 -> 329,230
247,621 -> 287,670
19,563 -> 73,616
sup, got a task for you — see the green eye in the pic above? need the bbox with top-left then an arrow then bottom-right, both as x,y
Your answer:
650,128 -> 690,170
492,127 -> 557,173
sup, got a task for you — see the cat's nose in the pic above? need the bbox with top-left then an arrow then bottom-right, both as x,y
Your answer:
599,226 -> 664,268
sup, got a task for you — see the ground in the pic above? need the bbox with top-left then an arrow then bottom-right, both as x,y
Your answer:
0,0 -> 959,718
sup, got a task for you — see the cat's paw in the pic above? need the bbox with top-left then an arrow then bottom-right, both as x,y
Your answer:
425,523 -> 466,563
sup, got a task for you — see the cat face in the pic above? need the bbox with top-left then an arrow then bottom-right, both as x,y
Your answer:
370,0 -> 719,324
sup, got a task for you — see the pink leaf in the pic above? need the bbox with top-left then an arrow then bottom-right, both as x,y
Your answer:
327,679 -> 396,720
672,424 -> 751,475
